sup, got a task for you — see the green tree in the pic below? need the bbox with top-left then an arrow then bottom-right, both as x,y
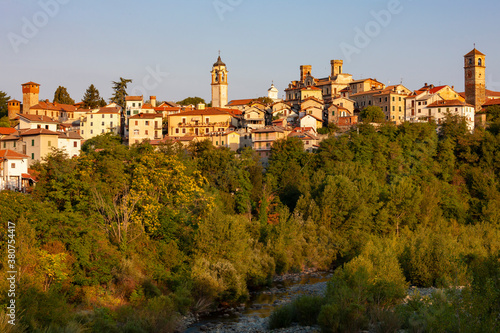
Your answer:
0,90 -> 10,118
360,105 -> 385,123
256,96 -> 274,105
110,77 -> 132,109
82,84 -> 104,109
177,96 -> 205,106
486,105 -> 500,121
0,116 -> 10,127
53,86 -> 75,105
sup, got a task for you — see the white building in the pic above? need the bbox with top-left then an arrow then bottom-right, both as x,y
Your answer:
0,149 -> 30,191
17,114 -> 58,131
426,99 -> 475,131
268,83 -> 279,102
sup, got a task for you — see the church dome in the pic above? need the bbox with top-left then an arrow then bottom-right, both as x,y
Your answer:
213,56 -> 226,67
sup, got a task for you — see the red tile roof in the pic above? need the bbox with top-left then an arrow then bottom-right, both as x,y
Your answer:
227,99 -> 255,106
483,98 -> 500,107
8,99 -> 21,103
427,99 -> 473,108
173,107 -> 240,117
142,103 -> 154,109
464,48 -> 485,57
427,85 -> 448,94
0,149 -> 29,159
125,96 -> 143,102
486,89 -> 500,97
0,128 -> 16,135
30,101 -> 77,112
22,81 -> 40,86
19,114 -> 59,123
20,128 -> 60,136
58,131 -> 83,140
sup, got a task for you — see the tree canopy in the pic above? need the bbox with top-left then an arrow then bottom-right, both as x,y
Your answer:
82,84 -> 106,109
360,105 -> 385,123
176,96 -> 205,106
0,90 -> 10,118
53,86 -> 75,105
110,77 -> 132,109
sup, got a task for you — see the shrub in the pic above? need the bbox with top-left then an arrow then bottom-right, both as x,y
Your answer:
293,295 -> 325,326
268,303 -> 295,330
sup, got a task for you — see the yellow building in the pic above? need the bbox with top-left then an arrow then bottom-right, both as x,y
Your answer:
80,107 -> 121,140
252,126 -> 289,160
168,108 -> 238,136
205,130 -> 240,151
128,113 -> 163,145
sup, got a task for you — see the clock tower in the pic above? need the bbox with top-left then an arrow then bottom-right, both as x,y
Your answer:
464,48 -> 486,112
211,54 -> 228,108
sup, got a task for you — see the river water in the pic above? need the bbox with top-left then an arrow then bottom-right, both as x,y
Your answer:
183,271 -> 332,332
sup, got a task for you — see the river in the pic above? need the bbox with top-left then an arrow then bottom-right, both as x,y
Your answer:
183,270 -> 333,333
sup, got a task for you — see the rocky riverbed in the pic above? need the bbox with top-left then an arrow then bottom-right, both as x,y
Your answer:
182,270 -> 331,333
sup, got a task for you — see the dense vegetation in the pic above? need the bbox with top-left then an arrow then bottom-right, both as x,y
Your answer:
1,111 -> 500,332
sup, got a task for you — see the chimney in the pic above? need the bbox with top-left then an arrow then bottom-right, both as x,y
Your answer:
150,96 -> 156,107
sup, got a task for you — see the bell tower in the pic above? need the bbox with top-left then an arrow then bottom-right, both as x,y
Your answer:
211,53 -> 228,108
464,48 -> 486,111
21,81 -> 40,114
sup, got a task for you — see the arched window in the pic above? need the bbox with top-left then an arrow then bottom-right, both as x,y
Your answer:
221,72 -> 225,82
215,71 -> 219,83
469,58 -> 473,65
478,58 -> 482,66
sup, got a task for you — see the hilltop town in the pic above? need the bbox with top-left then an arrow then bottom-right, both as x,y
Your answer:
1,48 -> 499,192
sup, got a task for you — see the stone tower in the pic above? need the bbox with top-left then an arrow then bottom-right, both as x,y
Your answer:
464,48 -> 486,112
211,55 -> 228,108
7,99 -> 21,119
22,81 -> 40,114
331,59 -> 343,77
300,65 -> 312,84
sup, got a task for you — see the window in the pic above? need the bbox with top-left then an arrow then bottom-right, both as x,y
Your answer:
73,141 -> 77,147
392,97 -> 395,102
385,97 -> 388,102
31,139 -> 35,146
90,130 -> 93,134
145,130 -> 149,135
110,122 -> 113,127
182,128 -> 186,134
48,141 -> 51,147
182,118 -> 186,124
392,106 -> 395,111
81,130 -> 84,134
438,108 -> 441,113
399,106 -> 402,112
102,129 -> 104,133
11,163 -> 15,168
478,58 -> 482,66
216,141 -> 218,145
138,103 -> 142,107
2,142 -> 5,148
102,122 -> 105,126
379,98 -> 382,103
222,141 -> 224,145
90,122 -> 93,126
399,97 -> 401,101
133,110 -> 138,115
102,114 -> 105,118
31,153 -> 34,159
205,128 -> 209,133
175,128 -> 179,134
135,121 -> 138,126
134,129 -> 139,135
331,111 -> 335,116
37,124 -> 41,128
127,111 -> 130,116
132,103 -> 136,107
13,142 -> 16,148
145,121 -> 149,126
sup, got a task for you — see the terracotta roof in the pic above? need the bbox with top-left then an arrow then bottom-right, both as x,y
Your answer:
464,48 -> 485,57
155,106 -> 181,112
227,99 -> 255,106
19,114 -> 59,123
427,99 -> 474,108
302,114 -> 324,122
30,101 -> 77,112
129,113 -> 162,119
427,85 -> 448,94
58,131 -> 83,140
22,81 -> 40,86
483,98 -> 500,107
8,99 -> 21,103
0,128 -> 16,135
125,96 -> 143,102
0,149 -> 29,159
301,96 -> 324,104
142,103 -> 154,109
22,173 -> 37,181
485,89 -> 500,97
301,86 -> 322,91
20,128 -> 60,136
252,126 -> 285,133
288,131 -> 318,140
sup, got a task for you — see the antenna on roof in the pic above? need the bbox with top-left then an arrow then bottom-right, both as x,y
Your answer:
400,78 -> 403,84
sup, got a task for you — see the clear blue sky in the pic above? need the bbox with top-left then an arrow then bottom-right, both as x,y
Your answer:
2,0 -> 500,104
